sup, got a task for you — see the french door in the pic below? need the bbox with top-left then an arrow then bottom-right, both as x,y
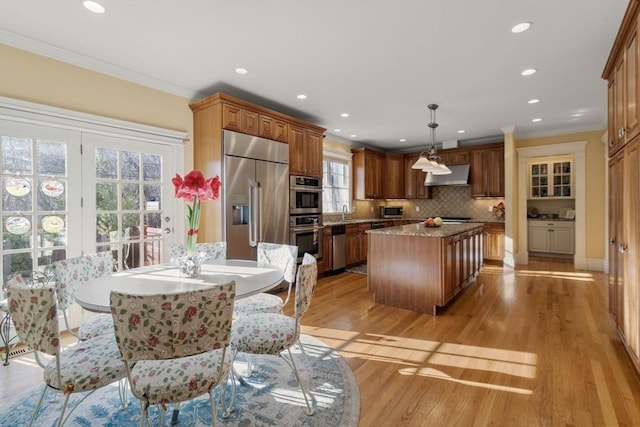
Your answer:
1,118 -> 179,282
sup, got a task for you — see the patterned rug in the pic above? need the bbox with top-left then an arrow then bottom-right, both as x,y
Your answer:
0,334 -> 359,426
345,264 -> 367,275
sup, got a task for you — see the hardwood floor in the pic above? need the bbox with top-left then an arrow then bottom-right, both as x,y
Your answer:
296,257 -> 640,426
3,257 -> 640,426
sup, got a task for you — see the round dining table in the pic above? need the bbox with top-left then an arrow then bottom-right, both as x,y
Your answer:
74,259 -> 284,313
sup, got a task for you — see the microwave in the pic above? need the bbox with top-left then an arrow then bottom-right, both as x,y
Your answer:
380,206 -> 403,219
290,176 -> 322,215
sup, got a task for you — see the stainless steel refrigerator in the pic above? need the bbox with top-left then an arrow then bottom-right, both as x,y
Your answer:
223,130 -> 289,260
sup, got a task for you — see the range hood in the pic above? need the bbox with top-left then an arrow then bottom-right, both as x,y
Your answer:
424,164 -> 470,186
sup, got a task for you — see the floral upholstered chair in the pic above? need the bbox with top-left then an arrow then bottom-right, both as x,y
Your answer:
169,241 -> 227,264
233,242 -> 298,317
110,281 -> 236,427
231,253 -> 317,416
52,251 -> 115,340
7,276 -> 126,427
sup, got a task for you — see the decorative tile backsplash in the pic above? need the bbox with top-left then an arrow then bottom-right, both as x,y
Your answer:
324,186 -> 504,222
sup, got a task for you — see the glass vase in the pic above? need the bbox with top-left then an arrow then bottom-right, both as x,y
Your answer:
178,255 -> 201,278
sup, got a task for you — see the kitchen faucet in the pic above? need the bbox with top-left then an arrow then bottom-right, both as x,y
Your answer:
342,204 -> 348,221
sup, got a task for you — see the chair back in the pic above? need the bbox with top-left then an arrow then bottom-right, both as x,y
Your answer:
7,278 -> 60,356
294,253 -> 318,319
51,252 -> 113,310
110,281 -> 236,362
257,242 -> 298,284
169,242 -> 227,263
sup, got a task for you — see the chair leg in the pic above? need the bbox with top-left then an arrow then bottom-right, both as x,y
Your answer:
62,311 -> 79,340
209,389 -> 217,427
0,312 -> 16,366
297,339 -> 317,378
170,403 -> 180,425
283,348 -> 314,416
138,401 -> 147,427
56,393 -> 72,427
29,386 -> 49,427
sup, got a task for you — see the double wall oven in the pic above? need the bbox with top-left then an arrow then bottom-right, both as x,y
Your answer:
289,176 -> 323,262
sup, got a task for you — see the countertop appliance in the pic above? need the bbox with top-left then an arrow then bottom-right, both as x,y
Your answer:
223,130 -> 289,260
424,164 -> 470,186
332,224 -> 346,272
290,175 -> 322,215
380,206 -> 404,218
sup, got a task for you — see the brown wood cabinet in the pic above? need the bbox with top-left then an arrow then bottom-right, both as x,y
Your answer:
289,124 -> 323,177
345,224 -> 360,266
403,154 -> 432,199
384,153 -> 405,198
605,0 -> 640,376
358,223 -> 370,263
352,148 -> 385,199
483,223 -> 505,262
189,92 -> 325,242
318,226 -> 333,274
368,224 -> 484,314
604,1 -> 640,156
438,148 -> 470,166
470,144 -> 504,198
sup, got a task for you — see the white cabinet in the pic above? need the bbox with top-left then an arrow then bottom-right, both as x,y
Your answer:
528,220 -> 574,254
529,159 -> 573,199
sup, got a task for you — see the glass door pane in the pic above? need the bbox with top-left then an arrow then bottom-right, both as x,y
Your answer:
1,120 -> 81,281
83,133 -> 176,271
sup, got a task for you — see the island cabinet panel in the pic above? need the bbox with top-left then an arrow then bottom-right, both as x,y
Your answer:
367,223 -> 483,315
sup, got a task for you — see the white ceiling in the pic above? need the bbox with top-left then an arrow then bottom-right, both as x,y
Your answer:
0,0 -> 628,151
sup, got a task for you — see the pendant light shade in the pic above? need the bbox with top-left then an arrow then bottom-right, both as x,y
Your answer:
410,104 -> 452,175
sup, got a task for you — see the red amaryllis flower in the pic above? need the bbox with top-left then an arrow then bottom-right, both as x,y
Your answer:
186,306 -> 197,318
172,170 -> 221,257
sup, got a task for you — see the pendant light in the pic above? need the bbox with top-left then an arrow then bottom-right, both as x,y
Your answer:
411,104 -> 452,175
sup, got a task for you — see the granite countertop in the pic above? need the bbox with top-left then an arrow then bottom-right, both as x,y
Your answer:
527,217 -> 575,222
367,222 -> 484,238
324,218 -> 503,226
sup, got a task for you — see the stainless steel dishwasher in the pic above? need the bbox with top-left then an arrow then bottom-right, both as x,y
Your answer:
332,224 -> 346,272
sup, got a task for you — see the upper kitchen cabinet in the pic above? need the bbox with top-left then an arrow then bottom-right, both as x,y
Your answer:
352,147 -> 385,199
438,148 -> 470,166
189,92 -> 325,241
289,124 -> 323,178
603,0 -> 640,156
384,153 -> 405,199
470,144 -> 504,198
528,158 -> 573,199
404,154 -> 433,199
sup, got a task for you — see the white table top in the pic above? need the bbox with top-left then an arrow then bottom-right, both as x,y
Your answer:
74,259 -> 284,313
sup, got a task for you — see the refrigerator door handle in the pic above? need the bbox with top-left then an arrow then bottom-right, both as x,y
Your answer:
249,180 -> 260,247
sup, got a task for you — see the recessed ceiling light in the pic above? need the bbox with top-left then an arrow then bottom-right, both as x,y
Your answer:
235,67 -> 248,75
334,129 -> 341,132
341,113 -> 350,118
572,113 -> 584,117
350,134 -> 357,138
297,94 -> 307,100
528,98 -> 540,104
457,130 -> 466,134
83,1 -> 105,13
399,138 -> 407,142
511,22 -> 532,33
532,118 -> 542,122
521,68 -> 537,76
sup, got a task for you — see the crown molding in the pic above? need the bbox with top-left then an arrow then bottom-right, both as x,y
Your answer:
0,30 -> 197,100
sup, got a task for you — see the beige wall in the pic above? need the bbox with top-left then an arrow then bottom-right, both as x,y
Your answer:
515,129 -> 607,260
0,44 -> 195,169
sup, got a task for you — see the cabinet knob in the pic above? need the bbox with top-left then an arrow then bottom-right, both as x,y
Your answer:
619,243 -> 627,254
610,238 -> 616,245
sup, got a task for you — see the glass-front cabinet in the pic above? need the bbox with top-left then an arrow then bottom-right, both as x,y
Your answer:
529,158 -> 573,199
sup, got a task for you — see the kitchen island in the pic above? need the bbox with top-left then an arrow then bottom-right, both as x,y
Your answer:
367,222 -> 484,315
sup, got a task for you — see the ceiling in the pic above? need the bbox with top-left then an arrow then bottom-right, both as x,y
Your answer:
0,0 -> 629,152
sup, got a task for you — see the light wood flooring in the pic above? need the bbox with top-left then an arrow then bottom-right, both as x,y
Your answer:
3,257 -> 640,426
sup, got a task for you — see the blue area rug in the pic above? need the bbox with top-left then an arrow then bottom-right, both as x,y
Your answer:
0,334 -> 359,426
